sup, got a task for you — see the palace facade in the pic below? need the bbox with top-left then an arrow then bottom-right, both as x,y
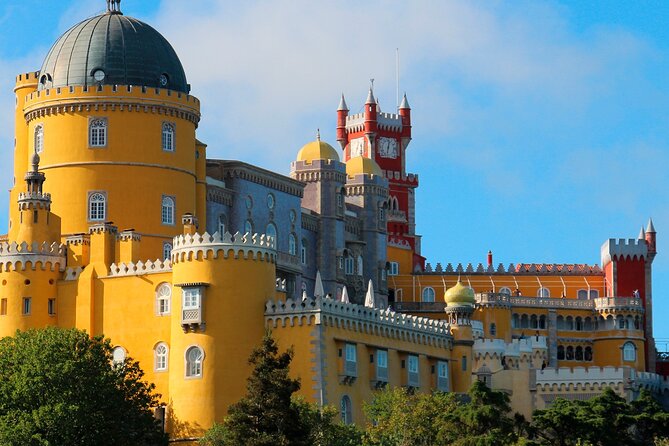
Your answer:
1,4 -> 667,442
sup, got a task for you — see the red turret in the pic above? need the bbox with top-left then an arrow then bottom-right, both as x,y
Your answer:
364,88 -> 377,135
336,94 -> 349,149
645,218 -> 657,258
399,93 -> 412,139
487,250 -> 493,268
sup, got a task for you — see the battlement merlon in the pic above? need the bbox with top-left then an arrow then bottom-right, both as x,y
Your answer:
171,231 -> 276,263
601,238 -> 649,266
0,241 -> 67,272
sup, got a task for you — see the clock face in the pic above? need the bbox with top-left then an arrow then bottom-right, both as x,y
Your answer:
159,74 -> 169,87
378,137 -> 398,159
350,138 -> 365,157
93,70 -> 106,82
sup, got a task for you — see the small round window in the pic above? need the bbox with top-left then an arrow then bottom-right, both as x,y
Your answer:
267,194 -> 275,209
245,196 -> 253,210
289,210 -> 296,223
159,74 -> 169,87
93,69 -> 106,82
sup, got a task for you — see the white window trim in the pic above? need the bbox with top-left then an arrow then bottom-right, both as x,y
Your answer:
34,124 -> 44,154
183,288 -> 201,310
422,287 -> 435,303
88,191 -> 107,222
161,195 -> 176,226
185,345 -> 205,378
537,287 -> 550,298
408,355 -> 419,373
389,262 -> 399,276
163,242 -> 173,261
377,349 -> 388,368
622,342 -> 636,362
162,122 -> 176,152
112,346 -> 127,365
345,344 -> 357,363
88,117 -> 108,148
154,342 -> 169,372
156,283 -> 171,316
22,297 -> 31,315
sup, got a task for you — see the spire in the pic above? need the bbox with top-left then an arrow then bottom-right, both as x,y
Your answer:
24,151 -> 46,195
106,0 -> 123,14
365,87 -> 375,105
364,280 -> 375,308
399,92 -> 410,109
639,226 -> 646,240
646,218 -> 656,234
341,286 -> 350,304
337,94 -> 348,111
314,270 -> 325,298
316,128 -> 321,141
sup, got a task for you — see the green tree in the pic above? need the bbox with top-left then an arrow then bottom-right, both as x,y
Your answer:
630,390 -> 669,445
0,327 -> 166,446
202,330 -> 361,446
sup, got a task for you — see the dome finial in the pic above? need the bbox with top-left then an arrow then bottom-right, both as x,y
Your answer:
316,129 -> 321,141
106,0 -> 122,14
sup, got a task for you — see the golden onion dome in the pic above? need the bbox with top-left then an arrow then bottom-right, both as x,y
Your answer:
444,279 -> 476,305
345,156 -> 382,177
296,137 -> 340,163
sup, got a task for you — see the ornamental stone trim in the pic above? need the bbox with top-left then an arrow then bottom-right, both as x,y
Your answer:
424,262 -> 603,275
108,259 -> 172,277
0,241 -> 66,272
265,296 -> 453,348
171,231 -> 276,264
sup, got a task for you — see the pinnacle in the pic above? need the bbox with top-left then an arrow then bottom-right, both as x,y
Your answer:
646,218 -> 656,233
337,94 -> 348,111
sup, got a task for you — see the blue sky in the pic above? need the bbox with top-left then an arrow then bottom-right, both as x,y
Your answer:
0,0 -> 668,343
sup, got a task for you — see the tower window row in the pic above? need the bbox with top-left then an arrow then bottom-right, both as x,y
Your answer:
112,342 -> 205,378
33,120 -> 177,152
0,297 -> 56,316
87,192 -> 177,226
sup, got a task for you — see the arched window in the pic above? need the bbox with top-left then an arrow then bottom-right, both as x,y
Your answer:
520,314 -> 529,329
156,283 -> 171,315
499,287 -> 512,296
577,289 -> 588,300
356,255 -> 363,276
155,343 -> 169,371
622,342 -> 636,362
422,287 -> 435,303
161,196 -> 175,225
539,315 -> 547,329
556,315 -> 564,330
589,290 -> 599,299
88,192 -> 106,221
557,345 -> 565,360
584,346 -> 593,361
537,287 -> 550,298
218,214 -> 226,235
530,315 -> 538,329
489,323 -> 496,337
575,317 -> 583,331
266,223 -> 277,246
186,346 -> 204,377
112,346 -> 126,365
575,346 -> 583,361
288,233 -> 297,256
89,118 -> 107,147
300,239 -> 307,265
617,315 -> 625,329
34,124 -> 44,153
584,317 -> 593,331
511,314 -> 519,328
345,254 -> 354,275
566,346 -> 574,360
565,316 -> 574,331
163,243 -> 172,261
340,395 -> 352,424
162,122 -> 175,152
244,219 -> 253,235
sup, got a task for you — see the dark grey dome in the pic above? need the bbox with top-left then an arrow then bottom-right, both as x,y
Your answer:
38,12 -> 189,93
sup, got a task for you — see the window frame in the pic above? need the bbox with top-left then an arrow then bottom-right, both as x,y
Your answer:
340,395 -> 352,424
112,346 -> 126,365
155,343 -> 169,371
537,287 -> 550,298
389,262 -> 399,276
88,191 -> 107,222
288,233 -> 297,256
300,240 -> 307,265
161,195 -> 176,226
162,243 -> 173,261
0,298 -> 6,316
422,287 -> 436,303
156,283 -> 171,316
161,122 -> 176,152
185,346 -> 204,378
88,117 -> 108,148
47,298 -> 56,316
22,297 -> 31,315
622,342 -> 636,362
34,124 -> 44,154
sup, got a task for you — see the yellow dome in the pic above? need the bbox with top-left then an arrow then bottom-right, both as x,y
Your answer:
444,279 -> 476,305
346,156 -> 382,177
296,139 -> 340,163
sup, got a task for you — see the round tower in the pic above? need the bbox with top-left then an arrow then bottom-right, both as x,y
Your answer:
444,279 -> 475,392
167,223 -> 276,438
10,6 -> 204,260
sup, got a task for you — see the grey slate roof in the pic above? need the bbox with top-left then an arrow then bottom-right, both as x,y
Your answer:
38,12 -> 189,93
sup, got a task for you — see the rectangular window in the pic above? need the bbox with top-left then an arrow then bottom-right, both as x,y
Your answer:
22,297 -> 31,315
338,257 -> 344,270
345,258 -> 354,275
0,298 -> 7,316
437,361 -> 449,392
344,343 -> 357,376
376,349 -> 388,381
388,262 -> 400,276
89,118 -> 107,148
181,287 -> 203,325
48,298 -> 56,316
301,246 -> 307,265
408,355 -> 419,387
183,288 -> 201,309
461,355 -> 467,372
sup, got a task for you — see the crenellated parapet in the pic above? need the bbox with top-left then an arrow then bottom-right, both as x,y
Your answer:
171,231 -> 275,263
265,297 -> 452,348
601,238 -> 648,265
594,297 -> 644,314
424,262 -> 603,275
534,366 -> 655,392
22,84 -> 201,126
474,336 -> 547,361
108,259 -> 172,277
0,241 -> 66,272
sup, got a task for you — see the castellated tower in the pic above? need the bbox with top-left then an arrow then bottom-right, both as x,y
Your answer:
291,136 -> 346,297
344,157 -> 389,306
9,10 -> 206,261
601,222 -> 657,371
0,154 -> 65,337
167,222 -> 277,434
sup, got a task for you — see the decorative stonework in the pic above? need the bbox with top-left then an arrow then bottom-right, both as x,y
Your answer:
265,297 -> 452,348
0,241 -> 66,272
424,262 -> 603,276
171,231 -> 276,263
108,259 -> 172,277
